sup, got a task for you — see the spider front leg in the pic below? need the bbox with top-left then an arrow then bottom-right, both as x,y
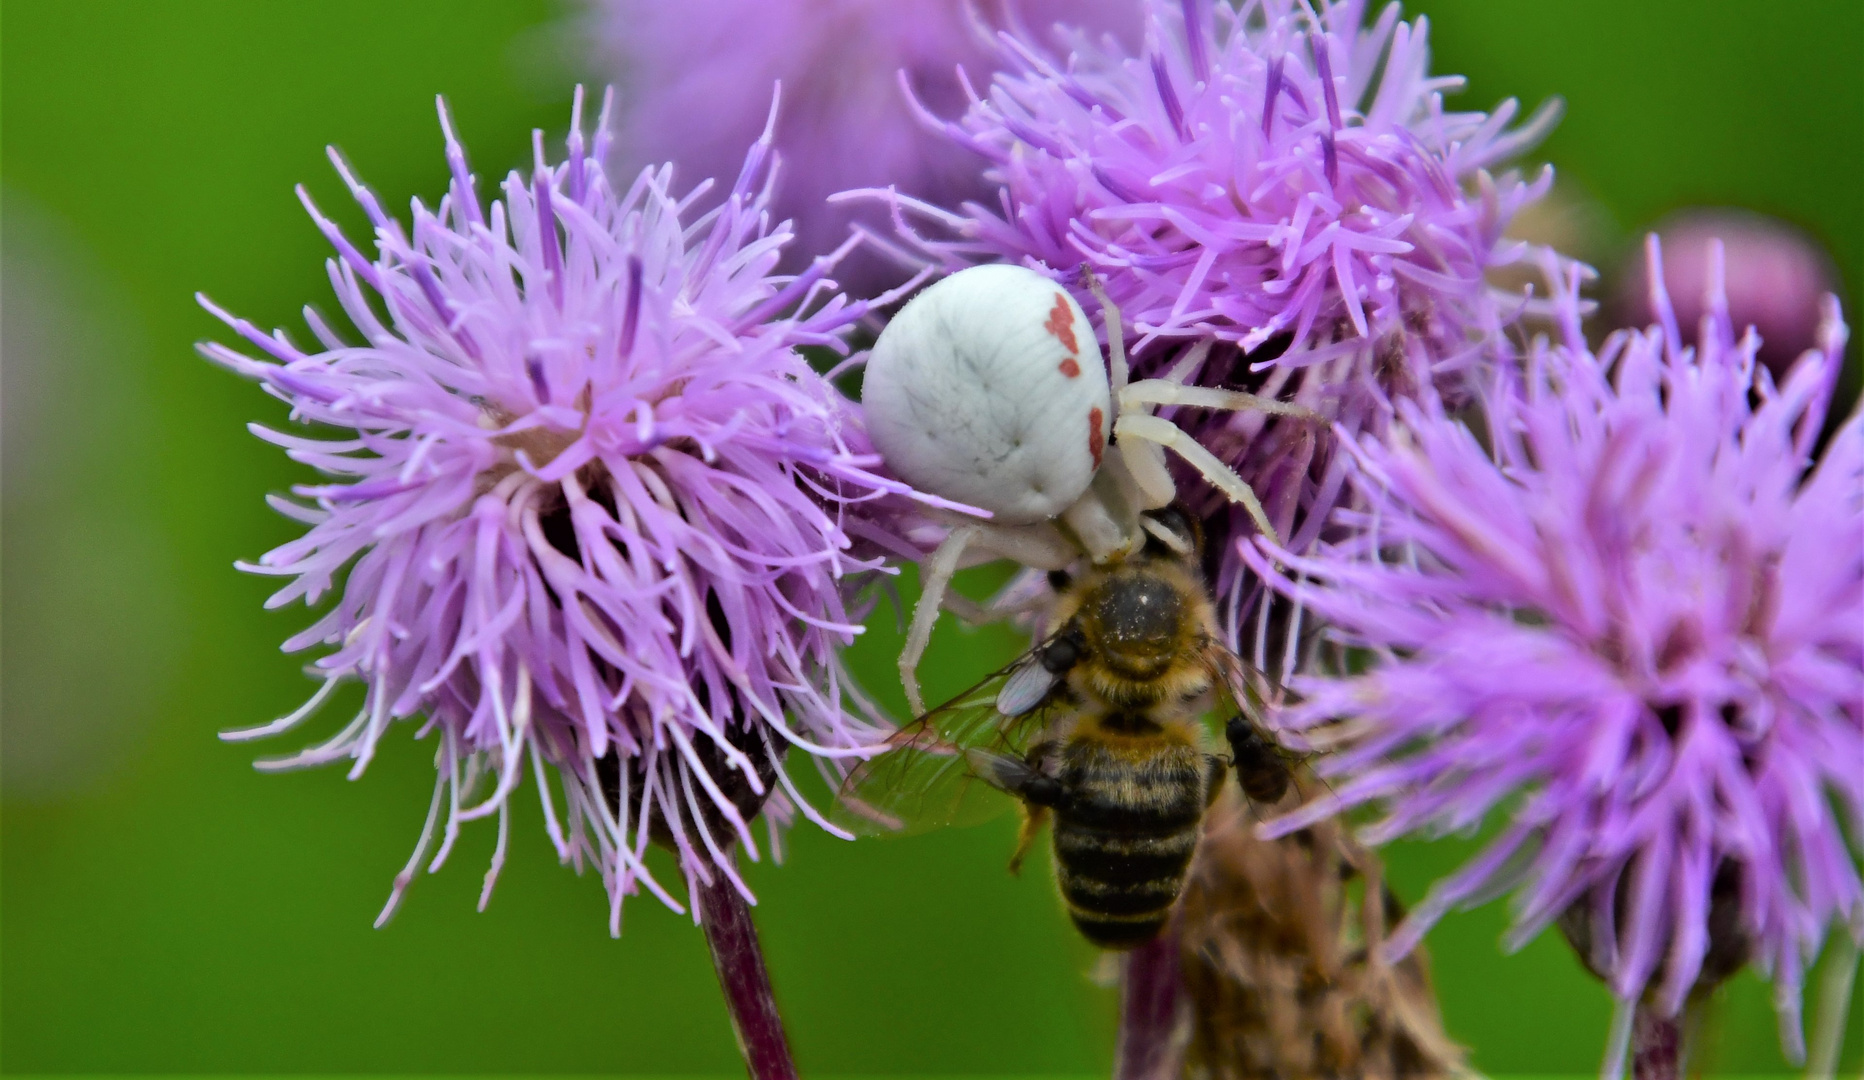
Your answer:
898,520 -> 1078,715
1115,411 -> 1283,547
1080,268 -> 1128,396
899,523 -> 981,716
1116,354 -> 1324,547
1083,268 -> 1313,549
1120,379 -> 1326,424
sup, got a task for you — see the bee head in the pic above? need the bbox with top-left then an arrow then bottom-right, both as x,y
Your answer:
1085,571 -> 1186,680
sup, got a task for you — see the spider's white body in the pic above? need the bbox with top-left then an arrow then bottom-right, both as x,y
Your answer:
865,264 -> 1109,525
867,265 -> 1314,713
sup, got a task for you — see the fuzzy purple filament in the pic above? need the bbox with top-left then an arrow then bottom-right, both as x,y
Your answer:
199,89 -> 938,933
1248,240 -> 1861,1060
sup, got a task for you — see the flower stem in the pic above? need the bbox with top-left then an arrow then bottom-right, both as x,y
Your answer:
1115,932 -> 1184,1080
697,873 -> 798,1080
1630,1002 -> 1680,1080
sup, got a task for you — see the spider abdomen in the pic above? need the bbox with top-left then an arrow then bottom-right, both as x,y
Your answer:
863,264 -> 1109,524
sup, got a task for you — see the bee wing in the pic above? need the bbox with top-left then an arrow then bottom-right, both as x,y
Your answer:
1200,637 -> 1274,730
833,654 -> 1058,836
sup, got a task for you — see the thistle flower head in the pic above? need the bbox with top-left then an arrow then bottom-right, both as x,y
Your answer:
1615,208 -> 1839,378
199,90 -> 929,932
589,0 -> 1138,295
855,0 -> 1564,646
1250,240 -> 1861,1055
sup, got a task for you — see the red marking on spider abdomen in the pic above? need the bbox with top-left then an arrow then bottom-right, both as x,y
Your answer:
1044,293 -> 1078,354
1088,407 -> 1105,469
1059,356 -> 1081,378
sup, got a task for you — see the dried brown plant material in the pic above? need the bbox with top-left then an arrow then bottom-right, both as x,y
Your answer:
1177,786 -> 1472,1080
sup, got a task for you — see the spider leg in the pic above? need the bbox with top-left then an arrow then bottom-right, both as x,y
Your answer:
899,523 -> 981,716
1080,269 -> 1128,398
1162,338 -> 1211,385
1115,412 -> 1282,547
1117,428 -> 1176,509
934,589 -> 990,625
1122,379 -> 1325,422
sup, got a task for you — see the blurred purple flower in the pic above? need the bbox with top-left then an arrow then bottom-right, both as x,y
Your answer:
1249,241 -> 1860,1056
853,0 -> 1565,649
588,0 -> 1139,296
199,90 -> 933,934
1616,208 -> 1840,378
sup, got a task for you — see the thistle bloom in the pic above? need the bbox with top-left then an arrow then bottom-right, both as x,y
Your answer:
1248,242 -> 1861,1058
1615,208 -> 1839,378
856,0 -> 1562,647
588,0 -> 1138,295
199,90 -> 934,933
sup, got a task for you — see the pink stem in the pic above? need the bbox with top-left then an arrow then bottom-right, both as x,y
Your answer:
1115,932 -> 1184,1080
697,875 -> 798,1080
1631,1003 -> 1680,1080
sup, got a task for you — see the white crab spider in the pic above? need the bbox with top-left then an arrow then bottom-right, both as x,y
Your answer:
864,263 -> 1317,714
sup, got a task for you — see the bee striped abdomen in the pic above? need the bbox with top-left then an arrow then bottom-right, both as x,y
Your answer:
1052,739 -> 1206,949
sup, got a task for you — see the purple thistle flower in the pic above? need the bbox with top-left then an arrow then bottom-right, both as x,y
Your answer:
853,0 -> 1564,648
198,89 -> 936,934
587,0 -> 1139,296
1246,240 -> 1861,1059
1615,208 -> 1840,379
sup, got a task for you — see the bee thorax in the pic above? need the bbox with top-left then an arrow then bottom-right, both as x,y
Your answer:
1086,572 -> 1187,678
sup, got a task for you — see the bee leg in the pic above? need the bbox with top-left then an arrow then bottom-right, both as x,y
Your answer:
967,749 -> 1067,876
1009,803 -> 1050,876
968,749 -> 1067,807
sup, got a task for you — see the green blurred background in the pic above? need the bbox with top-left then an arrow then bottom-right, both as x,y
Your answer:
2,1 -> 1859,1075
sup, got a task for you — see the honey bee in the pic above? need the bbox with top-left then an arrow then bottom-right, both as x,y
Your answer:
839,506 -> 1293,950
